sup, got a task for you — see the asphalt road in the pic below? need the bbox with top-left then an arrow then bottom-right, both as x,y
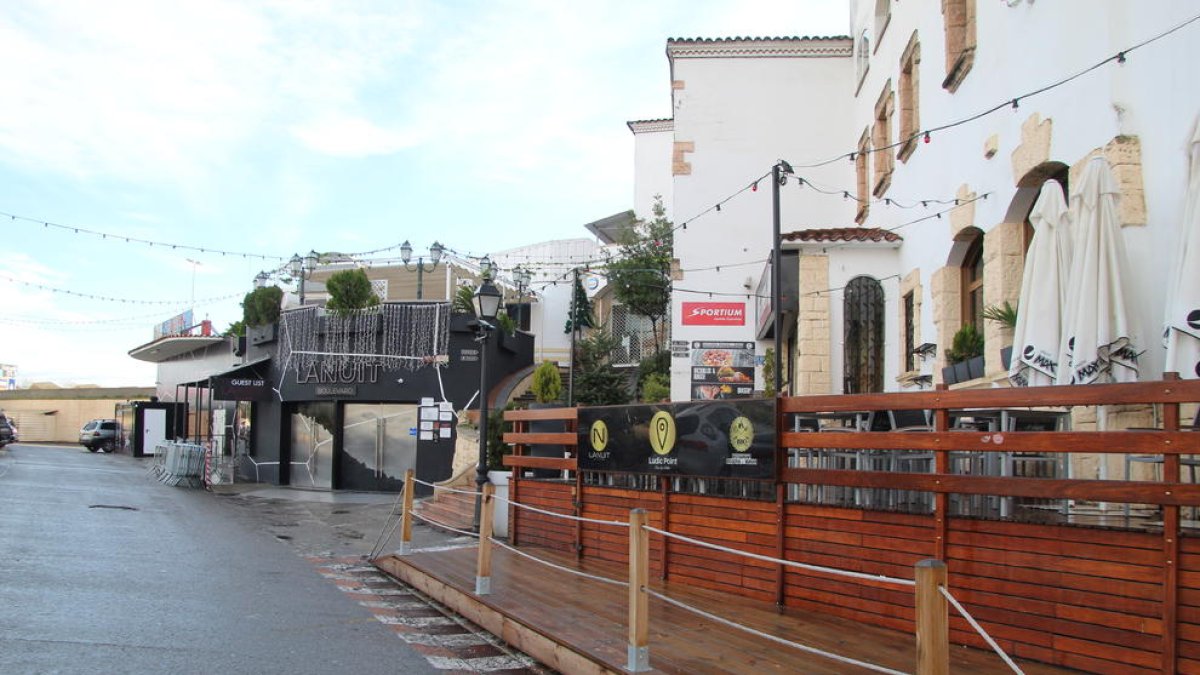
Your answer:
0,443 -> 443,675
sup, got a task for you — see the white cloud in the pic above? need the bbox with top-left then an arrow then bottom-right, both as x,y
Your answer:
290,114 -> 424,157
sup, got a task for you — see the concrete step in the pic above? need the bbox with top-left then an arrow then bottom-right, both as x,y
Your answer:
414,489 -> 477,533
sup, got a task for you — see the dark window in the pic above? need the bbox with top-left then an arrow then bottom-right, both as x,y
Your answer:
903,291 -> 916,372
844,276 -> 886,394
100,422 -> 117,430
962,234 -> 984,329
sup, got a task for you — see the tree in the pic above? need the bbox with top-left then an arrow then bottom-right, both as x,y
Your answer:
574,330 -> 631,406
606,197 -> 674,351
242,286 -> 283,327
530,361 -> 563,404
453,285 -> 476,314
223,320 -> 246,337
563,272 -> 593,334
325,268 -> 380,314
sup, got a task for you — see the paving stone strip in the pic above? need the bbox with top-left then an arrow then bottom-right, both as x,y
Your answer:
309,556 -> 552,675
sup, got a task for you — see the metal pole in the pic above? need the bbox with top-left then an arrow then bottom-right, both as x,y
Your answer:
416,258 -> 423,300
473,326 -> 491,530
772,163 -> 783,396
299,270 -> 306,306
568,267 -> 578,406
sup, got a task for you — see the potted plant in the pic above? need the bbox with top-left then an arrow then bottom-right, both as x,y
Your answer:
983,301 -> 1018,370
943,323 -> 985,384
324,268 -> 380,314
527,361 -> 563,478
243,286 -> 283,345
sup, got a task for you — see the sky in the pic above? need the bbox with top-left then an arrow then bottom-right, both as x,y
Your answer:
0,0 -> 848,388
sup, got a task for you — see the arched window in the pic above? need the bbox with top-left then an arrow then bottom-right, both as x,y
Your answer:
961,232 -> 984,329
844,276 -> 885,394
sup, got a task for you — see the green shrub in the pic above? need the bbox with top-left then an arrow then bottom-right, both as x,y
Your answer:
945,324 -> 984,363
530,361 -> 563,404
242,286 -> 283,327
325,268 -> 380,314
640,373 -> 670,402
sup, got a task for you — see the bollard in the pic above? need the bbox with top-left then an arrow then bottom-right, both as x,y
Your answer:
475,483 -> 495,595
398,469 -> 415,555
915,559 -> 949,675
627,508 -> 650,672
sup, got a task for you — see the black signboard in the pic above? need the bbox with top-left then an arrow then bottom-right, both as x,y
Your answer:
578,399 -> 776,479
211,376 -> 272,401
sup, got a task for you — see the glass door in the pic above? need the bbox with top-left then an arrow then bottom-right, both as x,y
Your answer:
340,404 -> 417,491
290,403 -> 335,489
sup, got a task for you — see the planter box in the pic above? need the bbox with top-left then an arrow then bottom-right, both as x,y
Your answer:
942,365 -> 959,385
247,323 -> 278,346
1001,346 -> 1013,371
966,355 -> 986,380
488,470 -> 511,538
953,360 -> 972,383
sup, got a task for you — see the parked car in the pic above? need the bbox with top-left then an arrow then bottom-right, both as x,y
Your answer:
0,416 -> 16,447
79,419 -> 119,452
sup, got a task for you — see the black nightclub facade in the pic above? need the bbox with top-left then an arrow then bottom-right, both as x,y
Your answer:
131,302 -> 532,495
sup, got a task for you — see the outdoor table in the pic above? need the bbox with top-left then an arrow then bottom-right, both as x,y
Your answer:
952,408 -> 1071,517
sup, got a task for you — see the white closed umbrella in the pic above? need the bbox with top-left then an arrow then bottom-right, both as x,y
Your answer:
1057,156 -> 1142,387
1163,117 -> 1200,380
1010,181 -> 1073,386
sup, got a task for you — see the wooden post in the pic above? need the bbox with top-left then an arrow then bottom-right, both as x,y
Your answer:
627,508 -> 650,672
475,482 -> 495,595
915,559 -> 949,675
398,469 -> 415,555
1162,372 -> 1181,674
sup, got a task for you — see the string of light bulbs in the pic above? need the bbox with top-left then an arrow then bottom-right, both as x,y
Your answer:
787,11 -> 1200,169
0,273 -> 241,306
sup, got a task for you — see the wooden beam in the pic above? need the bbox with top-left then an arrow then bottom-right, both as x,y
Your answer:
503,431 -> 578,446
476,482 -> 494,595
779,430 -> 1199,454
503,456 -> 577,471
780,467 -> 1200,505
505,407 -> 580,422
399,469 -> 415,555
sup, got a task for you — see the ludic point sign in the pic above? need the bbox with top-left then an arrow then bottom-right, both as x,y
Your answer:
578,400 -> 776,480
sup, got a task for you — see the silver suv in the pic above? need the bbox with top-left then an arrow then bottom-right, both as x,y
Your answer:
80,419 -> 119,452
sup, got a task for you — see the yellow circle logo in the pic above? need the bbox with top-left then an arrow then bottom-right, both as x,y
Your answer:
589,419 -> 608,452
649,411 -> 676,455
729,416 -> 754,453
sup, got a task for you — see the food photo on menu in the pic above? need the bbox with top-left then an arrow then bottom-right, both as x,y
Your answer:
689,341 -> 756,399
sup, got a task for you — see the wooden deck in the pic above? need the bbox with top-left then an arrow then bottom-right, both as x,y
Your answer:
375,543 -> 1075,674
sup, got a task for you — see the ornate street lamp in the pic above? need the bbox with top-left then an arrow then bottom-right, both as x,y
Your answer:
513,266 -> 532,330
253,271 -> 269,289
400,240 -> 444,299
472,276 -> 503,531
289,251 -> 320,306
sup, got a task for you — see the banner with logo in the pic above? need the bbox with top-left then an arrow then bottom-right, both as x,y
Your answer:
681,302 -> 746,326
578,399 -> 775,479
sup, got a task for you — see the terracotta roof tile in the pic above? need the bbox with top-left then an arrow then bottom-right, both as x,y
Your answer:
781,228 -> 903,243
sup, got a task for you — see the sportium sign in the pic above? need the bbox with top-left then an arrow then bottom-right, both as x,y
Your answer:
577,400 -> 776,480
681,302 -> 746,326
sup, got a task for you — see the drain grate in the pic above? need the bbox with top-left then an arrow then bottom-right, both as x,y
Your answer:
89,504 -> 139,511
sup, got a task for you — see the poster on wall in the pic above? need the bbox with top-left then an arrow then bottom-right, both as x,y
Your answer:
577,400 -> 775,480
690,341 -> 756,400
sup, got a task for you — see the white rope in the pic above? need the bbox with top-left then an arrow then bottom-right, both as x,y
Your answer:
642,587 -> 909,675
940,586 -> 1025,674
488,538 -> 628,587
495,495 -> 630,528
642,525 -> 915,588
412,476 -> 481,496
410,511 -> 481,539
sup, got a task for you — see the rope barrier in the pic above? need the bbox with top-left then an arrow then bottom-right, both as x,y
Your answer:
642,525 -> 915,588
641,587 -> 909,675
410,511 -> 481,539
411,476 -> 481,496
494,495 -> 630,528
488,537 -> 629,588
940,586 -> 1025,674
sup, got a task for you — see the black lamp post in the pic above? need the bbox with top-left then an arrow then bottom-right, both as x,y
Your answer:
513,266 -> 531,331
400,240 -> 444,299
472,273 -> 503,531
289,250 -> 320,306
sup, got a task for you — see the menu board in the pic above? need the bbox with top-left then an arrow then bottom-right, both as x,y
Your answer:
690,341 -> 756,400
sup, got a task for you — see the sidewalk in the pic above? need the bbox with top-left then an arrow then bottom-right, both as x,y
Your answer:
211,483 -> 472,560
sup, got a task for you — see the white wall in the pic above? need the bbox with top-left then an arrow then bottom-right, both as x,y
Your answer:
630,122 -> 675,220
666,38 -> 857,400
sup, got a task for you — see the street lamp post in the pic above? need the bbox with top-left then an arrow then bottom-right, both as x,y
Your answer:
400,240 -> 444,299
472,273 -> 503,531
513,266 -> 532,331
289,250 -> 320,306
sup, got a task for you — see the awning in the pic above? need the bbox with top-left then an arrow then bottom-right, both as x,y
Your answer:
128,335 -> 225,362
177,356 -> 272,388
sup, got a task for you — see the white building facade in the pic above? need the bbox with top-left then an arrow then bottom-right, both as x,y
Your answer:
646,1 -> 1200,400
